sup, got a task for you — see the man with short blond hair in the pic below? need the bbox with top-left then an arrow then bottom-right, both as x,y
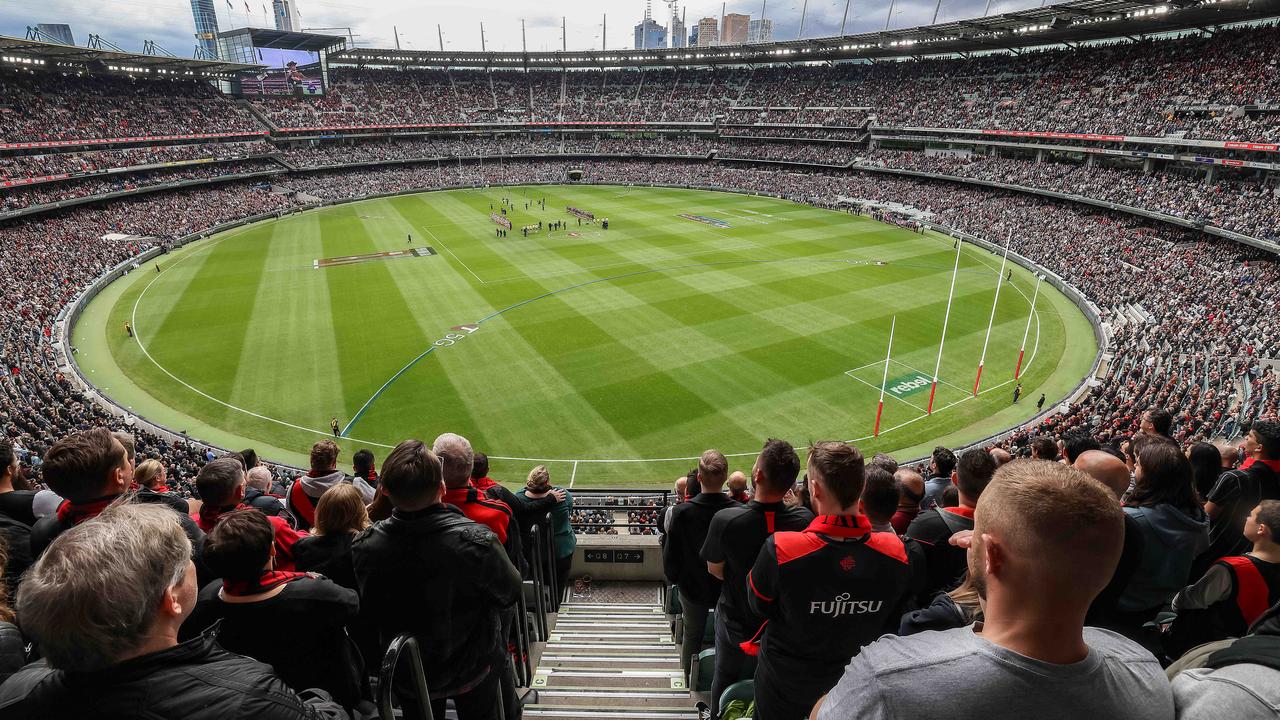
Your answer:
814,460 -> 1173,720
663,449 -> 734,680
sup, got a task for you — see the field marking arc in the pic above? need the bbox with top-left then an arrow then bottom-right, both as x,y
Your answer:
126,208 -> 1046,464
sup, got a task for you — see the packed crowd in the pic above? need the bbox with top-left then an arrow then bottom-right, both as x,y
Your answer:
569,509 -> 618,535
0,431 -> 577,719
0,159 -> 281,214
717,140 -> 854,165
858,149 -> 1280,242
281,135 -> 714,168
243,25 -> 1280,141
661,424 -> 1280,720
0,140 -> 274,183
0,72 -> 261,144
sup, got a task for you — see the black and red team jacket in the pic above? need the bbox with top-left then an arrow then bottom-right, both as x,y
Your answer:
744,514 -> 913,682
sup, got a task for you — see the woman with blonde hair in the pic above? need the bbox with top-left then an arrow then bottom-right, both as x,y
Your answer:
133,458 -> 189,514
293,483 -> 368,591
520,465 -> 575,598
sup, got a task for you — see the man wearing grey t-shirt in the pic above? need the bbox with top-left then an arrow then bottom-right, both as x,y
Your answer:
814,460 -> 1175,720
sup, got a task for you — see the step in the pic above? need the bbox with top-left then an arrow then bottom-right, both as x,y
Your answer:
552,617 -> 670,627
534,688 -> 691,708
560,604 -> 662,612
539,655 -> 683,668
555,612 -> 666,621
533,667 -> 687,690
550,633 -> 672,643
524,707 -> 698,720
545,643 -> 677,653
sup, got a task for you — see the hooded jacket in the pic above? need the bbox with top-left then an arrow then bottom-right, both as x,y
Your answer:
287,471 -> 375,530
1120,503 -> 1210,613
1171,602 -> 1280,719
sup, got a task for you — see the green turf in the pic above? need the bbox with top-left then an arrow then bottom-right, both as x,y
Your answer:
73,185 -> 1097,487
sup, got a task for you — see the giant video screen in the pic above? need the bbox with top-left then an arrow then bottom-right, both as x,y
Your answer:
242,47 -> 324,96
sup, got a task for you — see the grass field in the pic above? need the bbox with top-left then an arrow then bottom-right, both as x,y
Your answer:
73,185 -> 1097,487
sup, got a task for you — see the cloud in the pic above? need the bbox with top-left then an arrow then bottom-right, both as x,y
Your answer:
1,0 -> 1041,56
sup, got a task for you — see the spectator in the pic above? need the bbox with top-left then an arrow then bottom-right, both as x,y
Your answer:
814,461 -> 1175,720
1166,501 -> 1280,659
181,509 -> 365,711
1063,430 -> 1103,464
747,442 -> 911,720
433,433 -> 520,565
1188,442 -> 1225,502
519,465 -> 575,600
293,483 -> 368,592
0,502 -> 346,719
1202,422 -> 1280,576
906,448 -> 999,603
662,449 -> 734,680
29,428 -> 202,560
700,438 -> 813,718
352,439 -> 521,720
1169,600 -> 1280,720
471,452 -> 563,569
288,440 -> 374,531
890,468 -> 925,534
1073,449 -> 1147,632
1118,438 -> 1210,630
920,446 -> 958,509
0,441 -> 36,526
989,447 -> 1013,466
352,449 -> 377,489
193,457 -> 305,572
1143,408 -> 1175,439
0,540 -> 24,684
244,466 -> 288,518
134,459 -> 190,514
727,471 -> 750,503
1030,436 -> 1059,462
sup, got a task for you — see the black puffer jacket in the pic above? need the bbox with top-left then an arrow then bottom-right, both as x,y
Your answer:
0,622 -> 25,685
0,629 -> 348,719
352,503 -> 521,696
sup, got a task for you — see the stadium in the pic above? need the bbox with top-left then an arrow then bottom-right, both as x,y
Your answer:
0,0 -> 1278,718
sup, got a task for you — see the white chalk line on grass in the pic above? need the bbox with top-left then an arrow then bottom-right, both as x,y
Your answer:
124,212 -> 1046,465
422,226 -> 489,286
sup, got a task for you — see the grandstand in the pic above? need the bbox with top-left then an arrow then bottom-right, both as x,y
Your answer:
0,0 -> 1279,718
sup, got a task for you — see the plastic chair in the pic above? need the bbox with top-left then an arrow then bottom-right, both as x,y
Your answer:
692,648 -> 716,692
718,680 -> 756,715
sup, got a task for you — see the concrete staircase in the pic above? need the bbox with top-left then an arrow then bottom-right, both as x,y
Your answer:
526,598 -> 697,720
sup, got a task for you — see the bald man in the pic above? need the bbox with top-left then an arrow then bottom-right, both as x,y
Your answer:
814,460 -> 1173,720
989,447 -> 1012,466
1074,450 -> 1145,630
891,468 -> 925,534
726,471 -> 750,503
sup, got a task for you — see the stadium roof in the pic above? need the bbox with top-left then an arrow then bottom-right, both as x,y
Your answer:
215,28 -> 346,53
334,0 -> 1280,68
0,35 -> 262,75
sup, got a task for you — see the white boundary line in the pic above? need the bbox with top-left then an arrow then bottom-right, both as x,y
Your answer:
423,226 -> 488,285
122,198 -> 1048,465
845,371 -> 928,413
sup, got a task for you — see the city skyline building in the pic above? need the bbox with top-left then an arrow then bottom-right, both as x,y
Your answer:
272,0 -> 300,32
747,17 -> 772,43
695,16 -> 718,46
189,0 -> 220,58
722,13 -> 748,44
633,16 -> 667,49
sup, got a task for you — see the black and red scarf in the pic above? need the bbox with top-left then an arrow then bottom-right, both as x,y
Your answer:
55,495 -> 120,526
222,570 -> 310,597
289,481 -> 317,528
196,502 -> 246,532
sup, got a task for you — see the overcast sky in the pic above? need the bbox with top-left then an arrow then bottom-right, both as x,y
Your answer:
1,0 -> 1046,57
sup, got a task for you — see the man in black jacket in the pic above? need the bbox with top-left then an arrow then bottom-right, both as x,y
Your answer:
352,439 -> 522,720
700,439 -> 813,717
662,449 -> 734,681
905,447 -> 998,603
0,502 -> 344,720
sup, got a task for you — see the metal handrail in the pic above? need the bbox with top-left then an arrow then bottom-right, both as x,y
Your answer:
544,513 -> 561,612
528,524 -> 549,639
378,634 -> 433,720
